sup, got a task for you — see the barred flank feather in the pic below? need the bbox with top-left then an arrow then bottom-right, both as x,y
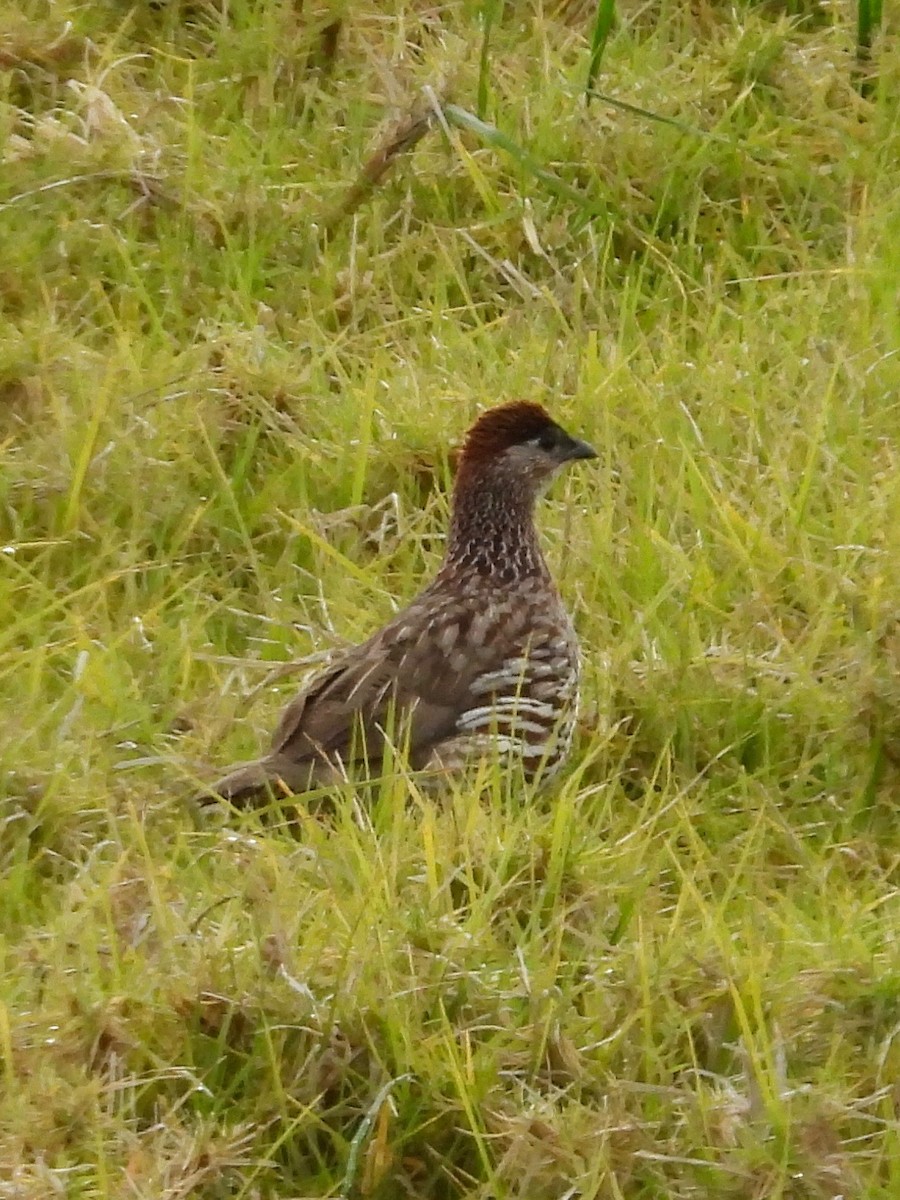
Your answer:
204,402 -> 596,806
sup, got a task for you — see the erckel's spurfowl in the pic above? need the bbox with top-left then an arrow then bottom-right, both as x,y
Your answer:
206,402 -> 596,805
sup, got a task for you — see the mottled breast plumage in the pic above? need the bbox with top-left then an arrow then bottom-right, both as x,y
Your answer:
421,591 -> 581,783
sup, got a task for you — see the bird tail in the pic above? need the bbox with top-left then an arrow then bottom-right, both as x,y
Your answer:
199,757 -> 287,807
198,753 -> 326,808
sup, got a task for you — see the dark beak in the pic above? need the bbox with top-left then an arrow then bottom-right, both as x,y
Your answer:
564,437 -> 597,462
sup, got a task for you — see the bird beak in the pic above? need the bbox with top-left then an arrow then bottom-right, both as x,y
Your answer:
564,437 -> 597,462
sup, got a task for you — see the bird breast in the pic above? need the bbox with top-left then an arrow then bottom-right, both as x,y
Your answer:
433,608 -> 581,782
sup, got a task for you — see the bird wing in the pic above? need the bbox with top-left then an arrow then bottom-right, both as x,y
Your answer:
268,590 -> 536,772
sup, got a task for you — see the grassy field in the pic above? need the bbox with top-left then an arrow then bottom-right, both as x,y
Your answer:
2,0 -> 900,1195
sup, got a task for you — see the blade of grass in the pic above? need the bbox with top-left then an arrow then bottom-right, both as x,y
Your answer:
477,0 -> 503,119
339,1073 -> 413,1198
585,87 -> 733,143
586,0 -> 616,102
442,103 -> 610,223
856,0 -> 883,97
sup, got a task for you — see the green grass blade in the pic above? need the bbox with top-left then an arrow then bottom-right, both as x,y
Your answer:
442,102 -> 608,220
856,0 -> 884,96
585,87 -> 731,142
477,0 -> 504,119
586,0 -> 617,102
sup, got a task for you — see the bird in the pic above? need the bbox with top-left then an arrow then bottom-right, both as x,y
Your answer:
203,401 -> 596,805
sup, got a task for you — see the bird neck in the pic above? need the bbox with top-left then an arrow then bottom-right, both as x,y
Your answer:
442,464 -> 549,583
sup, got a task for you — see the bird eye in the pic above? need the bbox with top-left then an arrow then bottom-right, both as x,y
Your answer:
522,427 -> 563,453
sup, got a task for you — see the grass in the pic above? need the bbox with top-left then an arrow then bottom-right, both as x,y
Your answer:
1,0 -> 899,1195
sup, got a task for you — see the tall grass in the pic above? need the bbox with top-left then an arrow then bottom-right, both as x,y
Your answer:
1,0 -> 899,1196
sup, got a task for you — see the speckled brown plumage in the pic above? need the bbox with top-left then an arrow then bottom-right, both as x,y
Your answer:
205,402 -> 596,805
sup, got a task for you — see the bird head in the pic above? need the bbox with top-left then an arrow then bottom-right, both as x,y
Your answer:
457,401 -> 596,492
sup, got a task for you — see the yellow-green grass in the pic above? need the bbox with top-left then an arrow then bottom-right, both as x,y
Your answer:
1,0 -> 899,1195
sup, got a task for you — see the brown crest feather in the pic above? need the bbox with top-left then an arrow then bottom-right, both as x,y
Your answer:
459,402 -> 556,465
